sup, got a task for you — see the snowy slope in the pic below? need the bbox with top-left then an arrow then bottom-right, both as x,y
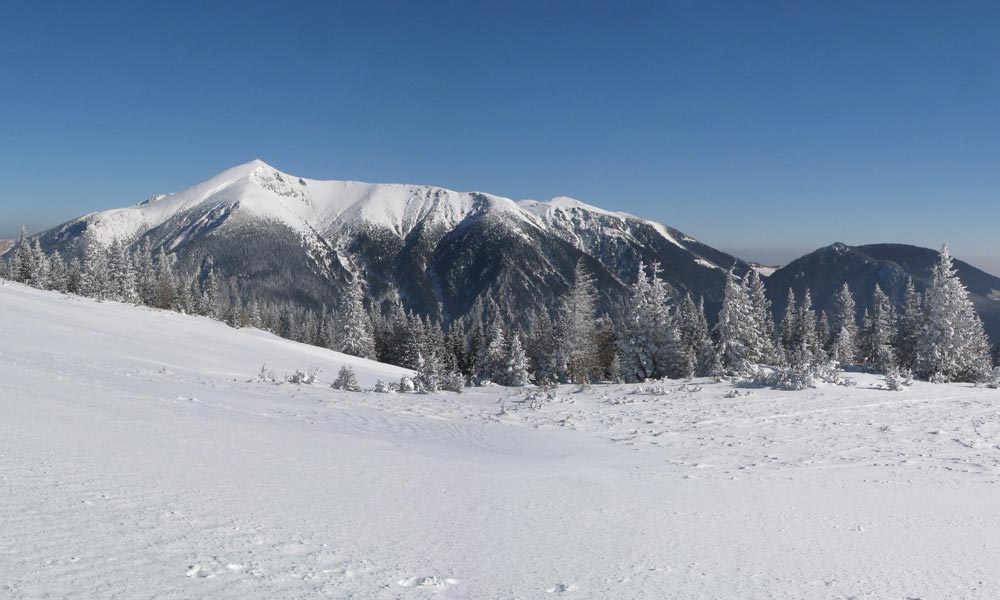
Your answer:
6,281 -> 1000,598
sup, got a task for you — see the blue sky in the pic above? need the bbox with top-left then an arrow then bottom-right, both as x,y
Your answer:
2,1 -> 999,270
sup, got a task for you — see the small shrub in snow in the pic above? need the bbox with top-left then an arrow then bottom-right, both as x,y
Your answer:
986,367 -> 1000,389
537,377 -> 560,392
929,371 -> 949,384
286,365 -> 321,385
372,379 -> 389,393
398,376 -> 415,393
883,366 -> 905,391
249,363 -> 279,383
332,365 -> 361,391
441,370 -> 465,393
632,384 -> 669,396
744,363 -> 855,391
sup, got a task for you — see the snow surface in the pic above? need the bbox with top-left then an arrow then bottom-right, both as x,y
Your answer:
5,281 -> 1000,598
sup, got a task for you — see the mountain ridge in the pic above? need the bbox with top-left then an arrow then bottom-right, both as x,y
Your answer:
31,160 -> 749,326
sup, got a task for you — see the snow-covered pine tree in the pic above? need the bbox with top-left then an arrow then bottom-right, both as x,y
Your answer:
27,240 -> 50,289
201,267 -> 224,319
107,239 -> 138,303
46,251 -> 68,292
617,261 -> 679,381
331,365 -> 361,391
248,300 -> 264,329
504,333 -> 531,386
475,321 -> 507,384
817,311 -> 832,355
896,277 -> 922,370
133,241 -> 156,305
12,226 -> 33,284
915,244 -> 992,382
790,289 -> 823,367
861,284 -> 897,372
779,288 -> 798,357
396,312 -> 428,370
557,261 -> 600,384
333,277 -> 377,360
745,270 -> 781,365
415,351 -> 443,392
714,266 -> 755,373
173,274 -> 196,314
443,326 -> 466,375
829,283 -> 859,367
80,241 -> 110,300
525,308 -> 559,384
152,248 -> 176,309
66,257 -> 82,294
677,292 -> 710,378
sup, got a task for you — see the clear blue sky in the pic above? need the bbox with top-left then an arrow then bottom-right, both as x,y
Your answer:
2,1 -> 999,270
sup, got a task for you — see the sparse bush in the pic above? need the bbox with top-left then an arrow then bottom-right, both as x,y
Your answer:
986,367 -> 1000,389
398,376 -> 415,393
441,370 -> 465,393
332,365 -> 361,391
744,363 -> 855,391
884,366 -> 905,391
287,365 -> 321,384
929,371 -> 949,384
249,363 -> 279,383
373,379 -> 389,393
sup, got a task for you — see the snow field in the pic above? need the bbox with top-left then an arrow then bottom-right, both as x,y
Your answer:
3,281 -> 1000,599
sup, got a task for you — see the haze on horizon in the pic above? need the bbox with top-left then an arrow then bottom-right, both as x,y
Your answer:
2,2 -> 999,273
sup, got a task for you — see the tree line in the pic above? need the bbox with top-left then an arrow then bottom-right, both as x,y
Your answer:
3,230 -> 995,386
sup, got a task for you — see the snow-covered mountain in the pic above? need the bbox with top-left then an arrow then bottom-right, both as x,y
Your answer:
0,240 -> 12,256
35,160 -> 750,322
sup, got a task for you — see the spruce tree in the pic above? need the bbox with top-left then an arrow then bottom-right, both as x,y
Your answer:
152,248 -> 176,309
504,333 -> 531,386
47,251 -> 68,292
81,241 -> 110,300
618,262 -> 679,381
476,321 -> 507,384
829,283 -> 859,366
557,261 -> 600,383
896,277 -> 922,370
714,267 -> 755,373
861,284 -> 897,372
915,244 -> 992,382
745,270 -> 780,365
334,278 -> 377,359
779,288 -> 798,357
790,289 -> 822,367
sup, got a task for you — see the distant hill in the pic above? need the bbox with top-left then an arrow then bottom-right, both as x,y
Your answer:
765,243 -> 1000,341
0,240 -> 13,255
